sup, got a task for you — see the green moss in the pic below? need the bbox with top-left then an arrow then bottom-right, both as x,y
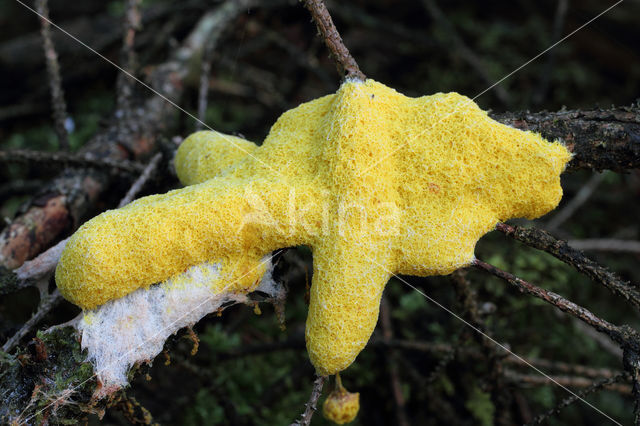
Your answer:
465,386 -> 495,426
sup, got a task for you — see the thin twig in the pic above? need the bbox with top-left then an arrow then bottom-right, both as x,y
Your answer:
35,0 -> 69,151
2,288 -> 62,352
472,259 -> 640,351
196,35 -> 216,130
380,297 -> 410,426
568,239 -> 640,254
116,0 -> 141,151
451,270 -> 512,425
546,171 -> 607,232
0,149 -> 145,174
506,370 -> 630,394
302,0 -> 365,81
0,180 -> 43,203
116,0 -> 141,115
525,372 -> 629,425
118,152 -> 162,207
571,317 -> 623,358
14,238 -> 68,283
291,375 -> 326,426
496,222 -> 640,311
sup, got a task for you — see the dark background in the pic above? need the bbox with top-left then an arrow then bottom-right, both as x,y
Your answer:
1,0 -> 640,424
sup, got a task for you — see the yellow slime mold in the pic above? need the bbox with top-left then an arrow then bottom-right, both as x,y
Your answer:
55,79 -> 571,376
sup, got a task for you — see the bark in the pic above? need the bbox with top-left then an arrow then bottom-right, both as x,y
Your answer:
0,2 -> 244,270
492,107 -> 640,172
0,3 -> 286,423
496,222 -> 640,311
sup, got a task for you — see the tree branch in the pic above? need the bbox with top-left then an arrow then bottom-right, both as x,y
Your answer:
495,222 -> 640,311
0,2 -> 255,271
302,0 -> 365,81
117,152 -> 162,208
492,107 -> 640,172
472,259 -> 640,353
291,375 -> 326,426
35,0 -> 70,151
524,372 -> 629,425
0,149 -> 145,174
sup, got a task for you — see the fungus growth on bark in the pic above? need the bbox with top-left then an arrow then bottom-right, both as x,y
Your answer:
55,79 -> 570,385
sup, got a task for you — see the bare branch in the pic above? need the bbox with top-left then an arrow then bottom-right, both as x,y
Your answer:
35,0 -> 70,151
116,0 -> 141,116
506,371 -> 630,394
0,2 -> 258,271
118,152 -> 162,207
472,259 -> 640,351
568,239 -> 640,254
291,375 -> 326,426
2,289 -> 62,352
524,372 -> 629,425
14,238 -> 68,283
495,223 -> 640,311
196,34 -> 216,130
302,0 -> 365,81
492,107 -> 640,172
0,149 -> 145,174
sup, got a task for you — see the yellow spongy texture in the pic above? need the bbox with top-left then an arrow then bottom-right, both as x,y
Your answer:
55,79 -> 571,376
323,388 -> 360,425
174,131 -> 258,185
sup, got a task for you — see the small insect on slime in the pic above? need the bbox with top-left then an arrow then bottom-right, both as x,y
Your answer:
56,79 -> 570,388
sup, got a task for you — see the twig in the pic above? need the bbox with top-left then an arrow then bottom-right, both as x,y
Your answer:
116,0 -> 141,115
14,238 -> 68,283
421,0 -> 510,105
506,370 -> 630,394
2,288 -> 62,352
451,270 -> 512,425
0,180 -> 43,203
472,259 -> 640,352
423,341 -> 457,385
568,239 -> 640,254
291,375 -> 326,426
571,317 -> 623,358
0,238 -> 68,295
524,372 -> 629,425
196,33 -> 217,130
302,0 -> 365,81
546,171 -> 607,232
380,297 -> 410,426
118,152 -> 162,207
495,222 -> 640,311
1,1 -> 259,272
0,149 -> 145,174
473,257 -> 640,421
35,0 -> 69,151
